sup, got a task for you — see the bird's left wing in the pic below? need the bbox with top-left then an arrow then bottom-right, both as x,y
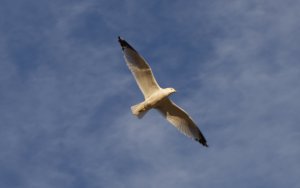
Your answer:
118,37 -> 161,99
156,99 -> 208,146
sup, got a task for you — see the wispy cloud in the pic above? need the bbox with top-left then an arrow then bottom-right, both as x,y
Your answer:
0,0 -> 299,188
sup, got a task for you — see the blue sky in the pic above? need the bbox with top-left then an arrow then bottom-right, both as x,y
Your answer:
1,0 -> 300,187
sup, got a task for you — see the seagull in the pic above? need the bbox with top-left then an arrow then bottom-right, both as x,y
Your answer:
118,36 -> 208,147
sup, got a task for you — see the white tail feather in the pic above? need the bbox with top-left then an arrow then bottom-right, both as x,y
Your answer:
131,102 -> 149,119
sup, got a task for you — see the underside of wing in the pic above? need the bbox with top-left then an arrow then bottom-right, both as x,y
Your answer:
118,37 -> 161,98
156,99 -> 208,146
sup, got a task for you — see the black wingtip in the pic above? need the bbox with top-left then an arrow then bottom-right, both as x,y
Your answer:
195,138 -> 209,147
117,36 -> 136,51
118,36 -> 123,43
201,141 -> 209,147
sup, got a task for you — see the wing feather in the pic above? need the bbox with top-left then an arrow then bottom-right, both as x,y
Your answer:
118,37 -> 161,98
156,99 -> 208,146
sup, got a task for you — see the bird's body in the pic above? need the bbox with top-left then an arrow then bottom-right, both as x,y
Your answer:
118,36 -> 208,147
131,88 -> 175,117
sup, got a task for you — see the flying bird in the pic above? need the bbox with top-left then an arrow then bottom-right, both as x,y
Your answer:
118,36 -> 208,147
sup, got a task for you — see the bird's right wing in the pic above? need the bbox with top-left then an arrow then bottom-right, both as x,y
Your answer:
118,37 -> 161,99
156,98 -> 208,146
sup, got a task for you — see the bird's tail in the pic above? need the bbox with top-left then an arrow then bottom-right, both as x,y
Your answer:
131,102 -> 149,119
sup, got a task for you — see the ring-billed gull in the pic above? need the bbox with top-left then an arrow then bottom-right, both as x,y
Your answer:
118,36 -> 208,147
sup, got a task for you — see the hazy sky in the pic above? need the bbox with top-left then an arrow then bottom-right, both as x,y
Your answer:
1,0 -> 300,187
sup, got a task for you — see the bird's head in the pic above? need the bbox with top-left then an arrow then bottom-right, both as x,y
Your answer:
165,87 -> 176,96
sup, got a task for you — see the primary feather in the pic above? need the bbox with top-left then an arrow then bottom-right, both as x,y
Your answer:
118,37 -> 161,99
156,99 -> 208,146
